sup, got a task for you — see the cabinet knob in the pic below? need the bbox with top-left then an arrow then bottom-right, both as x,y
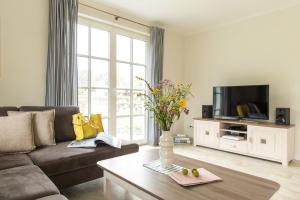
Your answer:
249,138 -> 253,143
205,131 -> 210,135
260,139 -> 267,144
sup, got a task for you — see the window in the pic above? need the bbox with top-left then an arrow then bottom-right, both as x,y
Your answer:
77,18 -> 148,143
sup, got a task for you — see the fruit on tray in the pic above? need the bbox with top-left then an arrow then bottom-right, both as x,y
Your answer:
181,168 -> 200,177
191,168 -> 200,177
182,168 -> 188,175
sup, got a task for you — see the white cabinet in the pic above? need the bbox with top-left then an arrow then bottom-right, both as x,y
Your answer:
247,126 -> 282,160
193,119 -> 295,166
194,121 -> 219,148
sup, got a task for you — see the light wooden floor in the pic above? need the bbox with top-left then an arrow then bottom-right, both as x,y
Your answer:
62,145 -> 300,200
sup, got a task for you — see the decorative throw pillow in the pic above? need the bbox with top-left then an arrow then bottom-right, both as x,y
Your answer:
8,110 -> 56,147
0,113 -> 35,153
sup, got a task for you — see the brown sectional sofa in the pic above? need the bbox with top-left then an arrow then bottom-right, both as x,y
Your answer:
0,106 -> 139,200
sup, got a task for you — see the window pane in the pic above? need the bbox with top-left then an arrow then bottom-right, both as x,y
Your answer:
117,35 -> 130,62
133,92 -> 145,115
117,90 -> 130,116
102,118 -> 108,134
117,117 -> 130,140
117,63 -> 131,89
91,89 -> 108,117
91,28 -> 109,58
133,39 -> 146,64
133,116 -> 145,140
78,57 -> 88,87
77,24 -> 89,55
91,59 -> 109,88
133,65 -> 145,90
78,88 -> 88,116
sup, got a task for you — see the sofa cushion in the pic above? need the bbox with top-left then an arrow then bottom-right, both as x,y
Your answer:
0,113 -> 36,154
19,106 -> 79,142
0,165 -> 60,200
0,154 -> 33,170
8,110 -> 56,147
29,141 -> 139,176
35,194 -> 68,200
0,107 -> 18,117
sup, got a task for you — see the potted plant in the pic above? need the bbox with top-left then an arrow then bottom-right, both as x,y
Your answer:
137,77 -> 192,168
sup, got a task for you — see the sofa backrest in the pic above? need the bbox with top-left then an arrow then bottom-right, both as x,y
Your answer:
18,106 -> 79,142
0,107 -> 19,116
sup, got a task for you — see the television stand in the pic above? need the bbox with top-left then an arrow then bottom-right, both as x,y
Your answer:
193,117 -> 295,166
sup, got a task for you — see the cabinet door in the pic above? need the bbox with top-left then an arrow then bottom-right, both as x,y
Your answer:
248,126 -> 283,160
195,121 -> 220,148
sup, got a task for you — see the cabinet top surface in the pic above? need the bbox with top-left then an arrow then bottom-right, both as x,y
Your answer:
193,117 -> 295,129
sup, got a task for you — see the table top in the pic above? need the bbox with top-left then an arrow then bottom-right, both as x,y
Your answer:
97,150 -> 279,200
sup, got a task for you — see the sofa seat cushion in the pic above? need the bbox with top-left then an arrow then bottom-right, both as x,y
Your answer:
0,165 -> 60,200
0,154 -> 33,170
35,194 -> 68,200
29,141 -> 139,176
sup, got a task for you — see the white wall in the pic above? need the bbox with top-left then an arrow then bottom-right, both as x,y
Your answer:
0,0 -> 48,106
183,5 -> 300,159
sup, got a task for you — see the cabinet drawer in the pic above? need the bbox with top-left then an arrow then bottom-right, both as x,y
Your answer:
220,138 -> 247,153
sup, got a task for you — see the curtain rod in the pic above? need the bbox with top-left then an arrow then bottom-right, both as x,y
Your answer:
79,2 -> 150,29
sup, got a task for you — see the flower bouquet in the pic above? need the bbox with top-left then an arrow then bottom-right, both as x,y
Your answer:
137,77 -> 192,167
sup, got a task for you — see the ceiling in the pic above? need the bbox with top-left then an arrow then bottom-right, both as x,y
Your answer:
93,0 -> 300,34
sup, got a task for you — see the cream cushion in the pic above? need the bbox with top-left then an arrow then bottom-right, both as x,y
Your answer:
8,110 -> 56,147
0,113 -> 35,153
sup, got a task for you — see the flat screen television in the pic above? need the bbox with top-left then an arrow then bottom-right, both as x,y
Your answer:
213,85 -> 269,120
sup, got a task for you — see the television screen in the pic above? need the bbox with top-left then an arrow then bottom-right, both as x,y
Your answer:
213,85 -> 269,120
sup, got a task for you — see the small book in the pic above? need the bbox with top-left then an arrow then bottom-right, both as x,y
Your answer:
174,137 -> 190,141
67,133 -> 122,149
169,168 -> 222,186
175,134 -> 188,138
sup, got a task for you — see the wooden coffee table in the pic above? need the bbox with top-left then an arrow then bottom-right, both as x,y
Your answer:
97,150 -> 279,200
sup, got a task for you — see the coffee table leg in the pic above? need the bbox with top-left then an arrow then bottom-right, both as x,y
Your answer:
103,173 -> 112,200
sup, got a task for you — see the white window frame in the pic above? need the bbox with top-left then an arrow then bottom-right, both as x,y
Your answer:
78,17 -> 149,145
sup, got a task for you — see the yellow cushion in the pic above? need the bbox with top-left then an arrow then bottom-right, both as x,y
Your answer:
72,113 -> 104,141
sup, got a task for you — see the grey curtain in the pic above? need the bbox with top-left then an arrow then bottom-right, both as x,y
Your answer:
148,27 -> 165,146
46,0 -> 78,106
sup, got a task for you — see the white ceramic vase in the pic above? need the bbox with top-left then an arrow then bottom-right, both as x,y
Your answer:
159,131 -> 174,168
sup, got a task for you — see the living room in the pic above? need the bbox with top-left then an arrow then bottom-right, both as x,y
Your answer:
0,0 -> 300,200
